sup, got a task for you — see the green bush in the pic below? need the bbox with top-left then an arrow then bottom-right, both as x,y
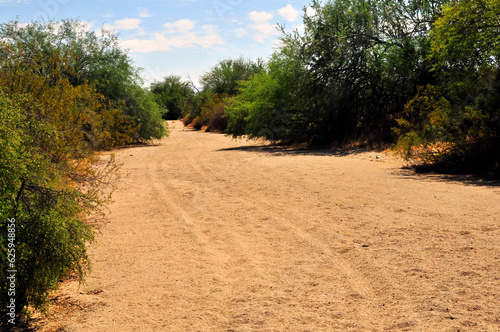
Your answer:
123,84 -> 168,141
394,0 -> 500,175
0,19 -> 146,324
0,19 -> 168,146
0,88 -> 110,323
199,94 -> 229,132
150,75 -> 193,120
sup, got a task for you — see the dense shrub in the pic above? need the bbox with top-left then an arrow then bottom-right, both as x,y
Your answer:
199,94 -> 229,132
225,0 -> 444,146
177,57 -> 265,133
0,82 -> 111,322
123,84 -> 168,141
0,19 -> 168,144
150,75 -> 194,120
394,0 -> 500,175
225,48 -> 311,143
0,19 -> 167,325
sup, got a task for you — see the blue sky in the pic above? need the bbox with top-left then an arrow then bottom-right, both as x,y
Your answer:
0,0 -> 314,88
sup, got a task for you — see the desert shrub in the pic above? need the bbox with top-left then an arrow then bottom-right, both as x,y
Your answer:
225,50 -> 311,143
393,85 -> 452,164
206,108 -> 228,132
0,19 -> 168,145
150,75 -> 194,120
178,57 -> 264,131
181,115 -> 195,127
199,94 -> 229,132
226,0 -> 443,146
122,84 -> 168,141
191,117 -> 203,131
179,90 -> 209,130
0,83 -> 114,323
394,0 -> 500,175
0,20 -> 144,325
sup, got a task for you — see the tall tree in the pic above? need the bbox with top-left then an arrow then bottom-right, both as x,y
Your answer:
395,0 -> 500,174
200,57 -> 265,95
0,19 -> 167,142
150,75 -> 194,120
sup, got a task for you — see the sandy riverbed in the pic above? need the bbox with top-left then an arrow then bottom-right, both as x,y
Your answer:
34,121 -> 499,331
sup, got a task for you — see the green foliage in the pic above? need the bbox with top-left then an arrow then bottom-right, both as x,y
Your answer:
394,85 -> 451,163
0,19 -> 168,144
225,51 -> 310,142
226,0 -> 444,146
180,57 -> 265,132
430,0 -> 500,71
200,57 -> 265,96
395,0 -> 500,174
150,75 -> 193,120
299,0 -> 444,144
0,19 -> 138,101
0,18 -> 167,324
123,84 -> 168,141
180,89 -> 211,128
199,94 -> 230,132
0,82 -> 111,320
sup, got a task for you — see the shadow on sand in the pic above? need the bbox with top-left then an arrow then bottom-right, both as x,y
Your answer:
216,144 -> 383,157
218,144 -> 500,188
395,169 -> 500,188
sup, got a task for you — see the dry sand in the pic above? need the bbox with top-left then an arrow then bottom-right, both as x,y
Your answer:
35,121 -> 499,331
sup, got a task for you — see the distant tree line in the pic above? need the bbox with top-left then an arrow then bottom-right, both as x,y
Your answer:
153,0 -> 499,176
0,19 -> 167,324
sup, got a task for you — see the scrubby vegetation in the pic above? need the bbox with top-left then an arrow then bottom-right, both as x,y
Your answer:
1,0 -> 498,325
395,0 -> 500,175
154,57 -> 265,132
156,0 -> 498,176
0,19 -> 167,325
151,75 -> 193,120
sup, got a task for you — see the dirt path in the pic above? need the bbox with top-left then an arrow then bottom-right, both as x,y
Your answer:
38,121 -> 499,331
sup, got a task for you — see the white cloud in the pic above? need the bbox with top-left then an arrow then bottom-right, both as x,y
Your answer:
233,28 -> 248,38
164,19 -> 195,33
248,11 -> 273,25
116,18 -> 141,30
278,4 -> 300,22
138,7 -> 152,18
104,18 -> 142,31
248,11 -> 279,43
305,6 -> 318,18
120,20 -> 224,53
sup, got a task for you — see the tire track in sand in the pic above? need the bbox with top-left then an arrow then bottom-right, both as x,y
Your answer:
40,121 -> 500,332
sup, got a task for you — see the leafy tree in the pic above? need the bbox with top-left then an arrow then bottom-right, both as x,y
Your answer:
0,77 -> 112,322
297,0 -> 444,144
225,49 -> 311,142
0,19 -> 138,102
0,19 -> 168,142
0,18 -> 166,324
181,57 -> 265,132
150,75 -> 194,120
123,84 -> 168,140
431,0 -> 500,71
225,0 -> 445,146
395,0 -> 500,174
200,57 -> 265,95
